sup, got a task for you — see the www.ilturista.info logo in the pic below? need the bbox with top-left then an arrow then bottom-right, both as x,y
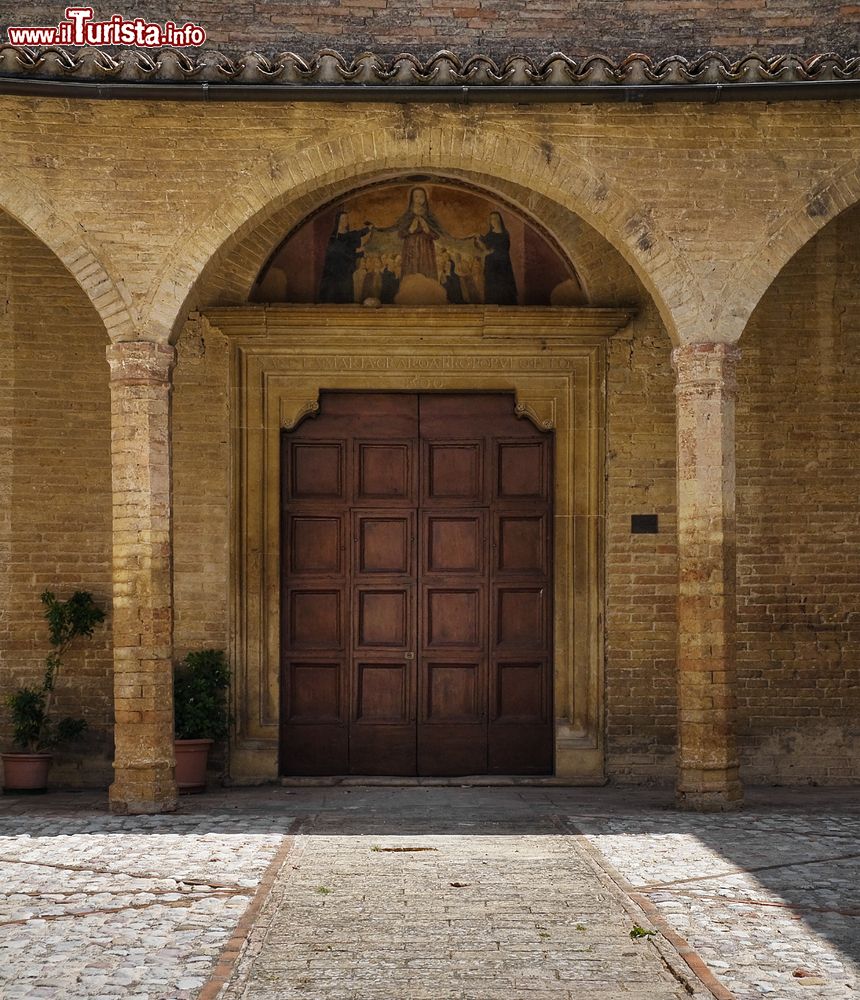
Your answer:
6,6 -> 206,47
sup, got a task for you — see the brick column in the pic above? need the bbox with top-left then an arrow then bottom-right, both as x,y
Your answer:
107,341 -> 178,815
672,342 -> 743,811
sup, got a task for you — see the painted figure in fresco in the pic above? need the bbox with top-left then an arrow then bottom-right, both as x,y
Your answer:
319,210 -> 372,303
361,255 -> 383,301
442,255 -> 465,303
461,255 -> 482,304
379,254 -> 400,303
476,211 -> 518,305
396,187 -> 443,279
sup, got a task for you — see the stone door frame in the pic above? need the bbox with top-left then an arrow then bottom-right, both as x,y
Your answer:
204,305 -> 631,783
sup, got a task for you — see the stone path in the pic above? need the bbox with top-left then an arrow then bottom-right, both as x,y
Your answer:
0,787 -> 857,1000
222,812 -> 694,1000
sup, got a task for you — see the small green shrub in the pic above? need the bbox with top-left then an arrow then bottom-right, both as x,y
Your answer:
173,649 -> 231,741
5,590 -> 105,753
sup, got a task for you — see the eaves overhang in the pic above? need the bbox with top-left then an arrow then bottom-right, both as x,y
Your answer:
1,48 -> 859,102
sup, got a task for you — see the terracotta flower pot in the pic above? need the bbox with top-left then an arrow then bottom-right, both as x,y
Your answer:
174,739 -> 213,793
2,753 -> 53,793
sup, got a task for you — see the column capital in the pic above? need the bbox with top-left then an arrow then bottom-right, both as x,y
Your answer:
672,342 -> 741,398
107,341 -> 175,387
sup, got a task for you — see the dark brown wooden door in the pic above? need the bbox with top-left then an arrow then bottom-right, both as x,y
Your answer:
280,392 -> 552,775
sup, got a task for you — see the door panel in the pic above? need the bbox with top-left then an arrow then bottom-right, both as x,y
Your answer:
425,588 -> 482,648
424,512 -> 486,574
287,442 -> 346,500
496,513 -> 548,574
356,441 -> 417,504
424,441 -> 484,505
286,589 -> 344,649
355,587 -> 412,648
496,440 -> 549,499
281,391 -> 552,776
354,512 -> 414,575
493,587 -> 547,649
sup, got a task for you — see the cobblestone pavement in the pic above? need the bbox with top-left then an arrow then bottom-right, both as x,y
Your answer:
0,787 -> 857,1000
0,801 -> 290,1000
576,806 -> 860,1000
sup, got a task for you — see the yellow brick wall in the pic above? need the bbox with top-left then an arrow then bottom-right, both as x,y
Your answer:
605,303 -> 679,784
736,204 -> 860,784
603,204 -> 860,786
2,115 -> 858,788
0,212 -> 114,787
2,98 -> 860,347
172,317 -> 231,658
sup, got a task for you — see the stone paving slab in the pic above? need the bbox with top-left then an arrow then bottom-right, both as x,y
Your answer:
576,809 -> 860,1000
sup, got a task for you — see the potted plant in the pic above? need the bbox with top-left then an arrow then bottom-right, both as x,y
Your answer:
2,590 -> 105,793
173,649 -> 230,793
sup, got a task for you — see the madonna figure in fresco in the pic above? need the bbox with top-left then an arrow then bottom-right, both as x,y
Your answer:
396,187 -> 443,279
319,210 -> 372,303
477,211 -> 518,305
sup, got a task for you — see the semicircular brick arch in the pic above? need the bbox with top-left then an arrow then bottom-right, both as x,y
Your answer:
194,168 -> 645,313
0,166 -> 136,342
142,124 -> 707,345
719,158 -> 860,344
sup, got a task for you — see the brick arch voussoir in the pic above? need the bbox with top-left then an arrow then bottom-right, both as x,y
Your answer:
0,169 -> 136,342
146,125 -> 704,345
721,160 -> 860,344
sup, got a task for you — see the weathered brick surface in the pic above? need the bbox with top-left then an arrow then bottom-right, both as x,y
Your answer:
0,212 -> 114,788
4,1 -> 856,58
1,100 -> 859,346
106,340 -> 178,814
0,90 -> 858,794
171,315 -> 231,781
172,317 -> 231,661
735,204 -> 860,786
605,306 -> 679,786
604,206 -> 860,788
673,341 -> 743,810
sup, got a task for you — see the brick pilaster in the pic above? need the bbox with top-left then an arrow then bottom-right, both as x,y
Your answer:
106,341 -> 178,815
672,342 -> 743,811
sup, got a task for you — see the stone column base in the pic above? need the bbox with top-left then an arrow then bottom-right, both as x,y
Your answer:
109,763 -> 179,815
676,768 -> 743,812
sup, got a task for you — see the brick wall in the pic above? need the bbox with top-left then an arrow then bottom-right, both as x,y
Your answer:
735,204 -> 860,785
605,303 -> 679,784
1,92 -> 858,789
0,211 -> 114,787
602,203 -> 860,787
5,1 -> 856,58
172,316 -> 231,658
137,193 -> 860,789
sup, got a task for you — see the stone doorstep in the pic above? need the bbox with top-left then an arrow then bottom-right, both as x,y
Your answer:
278,775 -> 610,787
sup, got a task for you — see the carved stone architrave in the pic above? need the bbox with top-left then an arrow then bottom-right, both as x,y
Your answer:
204,305 -> 631,783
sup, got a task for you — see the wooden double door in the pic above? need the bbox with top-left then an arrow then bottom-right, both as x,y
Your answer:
280,392 -> 553,775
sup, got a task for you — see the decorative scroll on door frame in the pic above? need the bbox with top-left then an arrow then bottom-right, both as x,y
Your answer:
203,305 -> 631,783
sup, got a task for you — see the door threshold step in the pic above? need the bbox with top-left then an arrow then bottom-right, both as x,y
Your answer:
279,775 -> 607,787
